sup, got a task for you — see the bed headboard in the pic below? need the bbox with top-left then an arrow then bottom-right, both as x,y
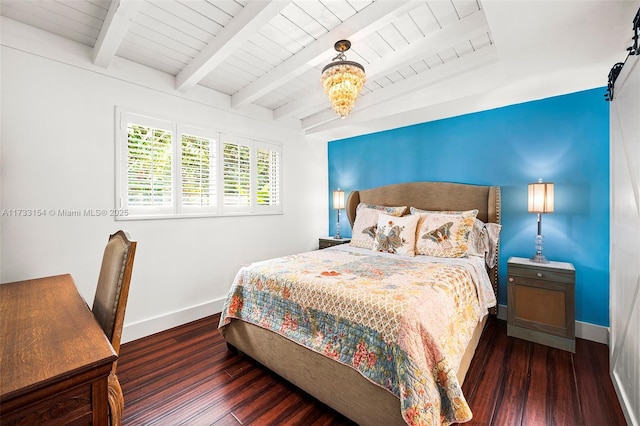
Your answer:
346,181 -> 501,314
346,181 -> 500,226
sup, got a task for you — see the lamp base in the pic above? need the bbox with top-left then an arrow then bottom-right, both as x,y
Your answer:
530,253 -> 549,264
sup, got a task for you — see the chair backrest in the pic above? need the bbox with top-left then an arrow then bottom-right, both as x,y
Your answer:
92,230 -> 137,355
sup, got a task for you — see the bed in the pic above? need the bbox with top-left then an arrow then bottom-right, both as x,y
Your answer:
219,181 -> 501,425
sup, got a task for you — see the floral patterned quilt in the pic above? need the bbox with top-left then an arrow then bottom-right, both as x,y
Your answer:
219,245 -> 496,425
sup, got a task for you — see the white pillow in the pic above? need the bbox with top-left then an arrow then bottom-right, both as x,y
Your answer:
484,222 -> 502,268
468,218 -> 502,268
350,206 -> 405,250
373,213 -> 420,256
468,218 -> 488,257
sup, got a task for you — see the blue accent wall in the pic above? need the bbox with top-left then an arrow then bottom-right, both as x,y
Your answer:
328,88 -> 610,326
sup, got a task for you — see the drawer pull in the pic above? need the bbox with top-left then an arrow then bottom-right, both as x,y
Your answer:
508,277 -> 514,282
536,272 -> 543,277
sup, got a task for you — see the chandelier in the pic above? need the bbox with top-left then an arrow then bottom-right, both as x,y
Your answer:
321,40 -> 366,119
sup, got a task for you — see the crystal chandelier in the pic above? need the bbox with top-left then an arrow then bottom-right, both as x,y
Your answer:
321,40 -> 366,119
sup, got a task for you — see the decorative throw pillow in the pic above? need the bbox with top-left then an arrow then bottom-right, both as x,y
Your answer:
468,218 -> 488,257
466,218 -> 502,268
483,222 -> 502,268
356,203 -> 407,216
350,205 -> 406,250
373,213 -> 420,256
414,210 -> 478,257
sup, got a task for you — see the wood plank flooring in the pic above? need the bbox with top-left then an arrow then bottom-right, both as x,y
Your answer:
117,314 -> 626,425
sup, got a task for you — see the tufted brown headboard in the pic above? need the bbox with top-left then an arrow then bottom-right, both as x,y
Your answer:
346,181 -> 501,314
346,181 -> 500,226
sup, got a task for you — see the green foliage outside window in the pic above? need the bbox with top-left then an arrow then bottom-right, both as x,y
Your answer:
182,134 -> 214,207
121,111 -> 281,216
127,124 -> 172,206
223,142 -> 250,206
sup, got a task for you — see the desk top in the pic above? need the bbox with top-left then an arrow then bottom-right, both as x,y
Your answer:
0,274 -> 117,402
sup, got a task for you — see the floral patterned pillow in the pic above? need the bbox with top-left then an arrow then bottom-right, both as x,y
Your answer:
463,218 -> 502,267
356,203 -> 407,216
467,218 -> 488,257
483,222 -> 502,268
373,213 -> 420,256
414,209 -> 478,257
350,206 -> 405,250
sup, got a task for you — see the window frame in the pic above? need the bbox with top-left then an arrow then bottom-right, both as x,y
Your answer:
115,108 -> 283,220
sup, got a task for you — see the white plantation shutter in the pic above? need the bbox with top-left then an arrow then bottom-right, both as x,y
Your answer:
122,113 -> 174,214
116,109 -> 282,218
180,129 -> 216,213
222,136 -> 251,212
255,142 -> 281,212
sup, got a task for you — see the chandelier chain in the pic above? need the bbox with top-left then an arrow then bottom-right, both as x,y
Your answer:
332,52 -> 346,61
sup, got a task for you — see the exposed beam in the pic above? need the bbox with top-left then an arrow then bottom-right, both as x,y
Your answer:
92,0 -> 142,68
176,1 -> 290,92
276,10 -> 489,121
303,45 -> 500,133
230,0 -> 420,109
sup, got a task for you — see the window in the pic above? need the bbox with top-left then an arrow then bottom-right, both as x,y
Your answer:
256,142 -> 281,209
222,135 -> 251,211
126,121 -> 173,212
181,132 -> 216,212
116,109 -> 282,219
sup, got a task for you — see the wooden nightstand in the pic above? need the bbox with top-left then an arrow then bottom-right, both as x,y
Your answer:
507,256 -> 576,352
319,237 -> 351,249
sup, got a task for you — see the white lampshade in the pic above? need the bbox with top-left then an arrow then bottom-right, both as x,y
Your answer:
333,189 -> 345,210
528,180 -> 554,213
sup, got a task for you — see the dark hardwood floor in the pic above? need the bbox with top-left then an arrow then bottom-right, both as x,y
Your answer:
117,314 -> 626,425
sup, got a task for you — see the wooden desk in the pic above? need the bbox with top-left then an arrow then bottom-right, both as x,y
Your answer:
0,274 -> 117,425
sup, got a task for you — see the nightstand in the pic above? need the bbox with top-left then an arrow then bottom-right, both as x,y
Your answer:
507,256 -> 576,352
319,237 -> 350,249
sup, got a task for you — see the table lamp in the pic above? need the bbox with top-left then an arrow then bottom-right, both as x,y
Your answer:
528,179 -> 554,263
333,189 -> 345,239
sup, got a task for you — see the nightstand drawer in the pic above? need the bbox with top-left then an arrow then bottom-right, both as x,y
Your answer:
508,264 -> 574,284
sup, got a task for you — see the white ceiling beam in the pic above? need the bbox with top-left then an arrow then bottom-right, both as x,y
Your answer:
176,0 -> 290,92
230,0 -> 420,109
275,9 -> 489,121
303,45 -> 500,133
92,0 -> 142,68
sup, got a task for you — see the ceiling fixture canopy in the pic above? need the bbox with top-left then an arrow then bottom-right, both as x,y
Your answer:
321,40 -> 366,119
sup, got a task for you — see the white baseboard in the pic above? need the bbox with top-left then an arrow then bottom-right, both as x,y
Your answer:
121,298 -> 227,344
496,304 -> 609,345
575,319 -> 609,345
612,369 -> 639,426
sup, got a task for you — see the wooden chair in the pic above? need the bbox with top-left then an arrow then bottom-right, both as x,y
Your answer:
92,230 -> 137,426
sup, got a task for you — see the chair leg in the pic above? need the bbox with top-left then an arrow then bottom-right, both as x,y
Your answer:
108,371 -> 124,426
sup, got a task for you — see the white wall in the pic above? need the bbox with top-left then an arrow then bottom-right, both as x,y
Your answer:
0,32 -> 327,342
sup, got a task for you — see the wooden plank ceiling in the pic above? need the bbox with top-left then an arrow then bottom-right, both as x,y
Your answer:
0,0 -> 495,134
